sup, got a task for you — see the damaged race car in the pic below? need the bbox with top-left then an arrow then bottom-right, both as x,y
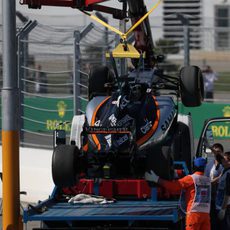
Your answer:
48,0 -> 204,193
52,61 -> 204,188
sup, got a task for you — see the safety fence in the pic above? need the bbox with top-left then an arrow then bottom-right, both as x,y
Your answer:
0,20 -> 230,149
0,21 -> 117,148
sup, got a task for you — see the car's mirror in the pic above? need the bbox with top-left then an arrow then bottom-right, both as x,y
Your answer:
205,128 -> 214,148
53,129 -> 66,147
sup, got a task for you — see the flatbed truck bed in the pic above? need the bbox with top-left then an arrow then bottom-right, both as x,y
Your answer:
23,195 -> 185,229
24,199 -> 182,222
23,168 -> 187,229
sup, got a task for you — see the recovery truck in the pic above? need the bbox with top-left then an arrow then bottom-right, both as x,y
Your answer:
20,0 -> 208,229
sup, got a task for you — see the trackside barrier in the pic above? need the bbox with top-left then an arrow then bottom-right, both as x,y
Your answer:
0,100 -> 229,138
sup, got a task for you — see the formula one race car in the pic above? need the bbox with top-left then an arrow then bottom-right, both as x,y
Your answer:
52,62 -> 204,188
18,1 -> 206,229
37,0 -> 205,188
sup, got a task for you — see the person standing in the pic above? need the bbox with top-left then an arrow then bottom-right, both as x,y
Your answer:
204,143 -> 224,230
145,157 -> 211,230
205,143 -> 224,180
216,151 -> 230,230
202,65 -> 218,101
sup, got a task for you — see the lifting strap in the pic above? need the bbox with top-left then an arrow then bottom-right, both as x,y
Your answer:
82,0 -> 162,41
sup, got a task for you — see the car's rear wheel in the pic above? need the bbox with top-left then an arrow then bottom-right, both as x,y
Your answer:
52,145 -> 80,187
146,146 -> 174,180
180,65 -> 204,107
172,122 -> 192,172
88,66 -> 114,100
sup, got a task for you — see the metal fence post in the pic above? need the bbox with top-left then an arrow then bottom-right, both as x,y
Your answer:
73,30 -> 81,115
73,23 -> 94,115
183,24 -> 190,66
101,26 -> 109,66
176,13 -> 190,66
119,19 -> 127,76
95,13 -> 109,66
17,20 -> 37,143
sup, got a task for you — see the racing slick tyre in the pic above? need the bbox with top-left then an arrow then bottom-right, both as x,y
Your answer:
52,145 -> 80,187
146,146 -> 174,180
172,122 -> 192,172
180,65 -> 204,107
88,66 -> 114,100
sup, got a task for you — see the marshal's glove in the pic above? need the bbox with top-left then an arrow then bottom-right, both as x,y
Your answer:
144,170 -> 159,183
218,209 -> 226,220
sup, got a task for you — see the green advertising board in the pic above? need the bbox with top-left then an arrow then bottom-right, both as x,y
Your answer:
179,103 -> 230,139
23,97 -> 87,133
23,97 -> 73,132
0,97 -> 229,139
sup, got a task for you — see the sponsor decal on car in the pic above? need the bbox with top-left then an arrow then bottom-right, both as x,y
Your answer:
140,119 -> 153,134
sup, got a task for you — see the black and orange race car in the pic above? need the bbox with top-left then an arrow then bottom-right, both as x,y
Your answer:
45,0 -> 205,190
52,63 -> 204,191
18,2 -> 215,229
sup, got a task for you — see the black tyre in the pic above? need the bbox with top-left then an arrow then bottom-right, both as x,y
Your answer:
146,146 -> 174,180
88,66 -> 114,100
52,145 -> 80,187
180,65 -> 204,107
172,122 -> 192,172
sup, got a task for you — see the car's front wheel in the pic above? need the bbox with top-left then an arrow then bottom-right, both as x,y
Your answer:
180,65 -> 204,107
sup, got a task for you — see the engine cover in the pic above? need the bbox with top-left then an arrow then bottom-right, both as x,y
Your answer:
85,93 -> 176,153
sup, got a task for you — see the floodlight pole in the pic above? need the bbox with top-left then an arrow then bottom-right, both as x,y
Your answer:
2,0 -> 21,229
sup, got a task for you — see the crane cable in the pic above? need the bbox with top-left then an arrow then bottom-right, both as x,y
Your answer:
125,0 -> 162,38
82,0 -> 162,41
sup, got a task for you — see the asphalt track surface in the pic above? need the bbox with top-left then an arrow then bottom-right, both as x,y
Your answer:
0,201 -> 41,229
